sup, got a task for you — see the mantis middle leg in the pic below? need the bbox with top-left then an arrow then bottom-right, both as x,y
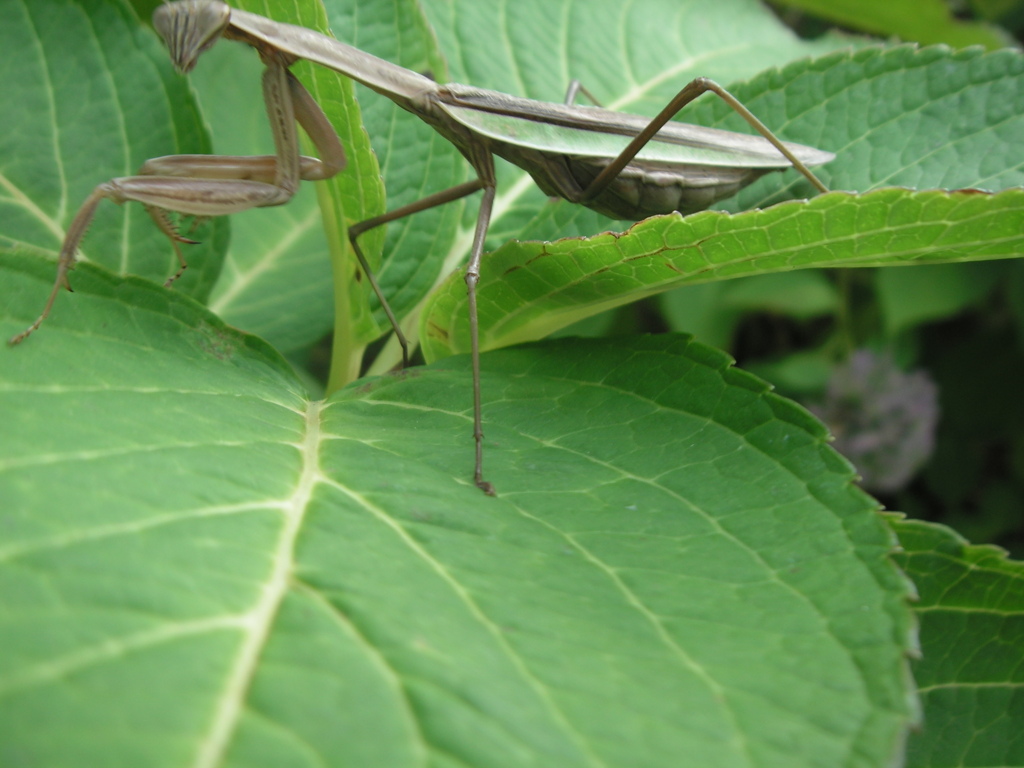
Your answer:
347,148 -> 498,494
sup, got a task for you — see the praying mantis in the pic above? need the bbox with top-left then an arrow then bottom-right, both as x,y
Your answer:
9,0 -> 834,494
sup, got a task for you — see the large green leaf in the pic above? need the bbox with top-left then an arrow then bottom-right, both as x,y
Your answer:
3,1 -> 1021,763
889,518 -> 1024,768
0,252 -> 915,766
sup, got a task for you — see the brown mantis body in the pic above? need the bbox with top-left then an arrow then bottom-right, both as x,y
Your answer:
9,0 -> 833,494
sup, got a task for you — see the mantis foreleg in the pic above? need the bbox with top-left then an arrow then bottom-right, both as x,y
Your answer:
8,58 -> 345,346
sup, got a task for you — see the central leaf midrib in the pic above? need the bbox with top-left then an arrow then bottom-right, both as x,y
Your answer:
190,399 -> 325,768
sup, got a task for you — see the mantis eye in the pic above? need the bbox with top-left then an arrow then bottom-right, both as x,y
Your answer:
152,0 -> 231,73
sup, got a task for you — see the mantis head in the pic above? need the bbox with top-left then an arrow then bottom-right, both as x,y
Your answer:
153,0 -> 231,73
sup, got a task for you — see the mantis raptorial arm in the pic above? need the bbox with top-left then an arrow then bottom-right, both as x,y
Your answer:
8,55 -> 346,346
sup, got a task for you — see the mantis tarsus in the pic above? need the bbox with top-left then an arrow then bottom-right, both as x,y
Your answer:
9,0 -> 834,495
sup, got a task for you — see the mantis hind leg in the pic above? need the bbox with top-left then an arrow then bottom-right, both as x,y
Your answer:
579,77 -> 830,205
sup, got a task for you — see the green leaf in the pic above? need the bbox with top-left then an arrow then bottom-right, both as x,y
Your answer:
715,271 -> 840,318
422,188 -> 1024,359
0,252 -> 916,766
770,45 -> 1024,198
659,271 -> 838,350
0,0 -> 228,299
888,517 -> 1024,768
875,261 -> 1005,335
746,349 -> 838,395
773,0 -> 1014,50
